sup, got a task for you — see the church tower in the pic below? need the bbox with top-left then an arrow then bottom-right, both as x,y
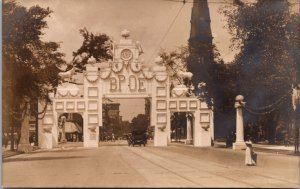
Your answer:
187,0 -> 214,91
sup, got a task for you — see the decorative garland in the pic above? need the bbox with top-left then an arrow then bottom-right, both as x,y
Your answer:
69,89 -> 79,97
111,62 -> 124,73
130,62 -> 142,73
155,72 -> 168,82
99,69 -> 112,79
141,69 -> 154,79
85,72 -> 99,82
57,88 -> 68,97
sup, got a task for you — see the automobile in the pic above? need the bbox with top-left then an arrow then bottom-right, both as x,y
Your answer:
130,130 -> 147,147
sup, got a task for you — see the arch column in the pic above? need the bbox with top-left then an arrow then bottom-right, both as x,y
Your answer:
52,111 -> 59,147
186,113 -> 193,144
60,115 -> 67,143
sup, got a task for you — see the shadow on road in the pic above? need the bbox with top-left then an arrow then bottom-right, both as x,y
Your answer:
3,155 -> 86,163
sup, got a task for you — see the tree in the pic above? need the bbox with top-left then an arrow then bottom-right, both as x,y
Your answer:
3,0 -> 66,152
159,46 -> 189,84
72,28 -> 113,71
221,0 -> 300,143
131,114 -> 149,132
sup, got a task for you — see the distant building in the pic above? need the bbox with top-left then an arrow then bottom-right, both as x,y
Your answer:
29,115 -> 36,135
145,98 -> 153,138
145,98 -> 151,117
102,98 -> 120,134
29,115 -> 37,144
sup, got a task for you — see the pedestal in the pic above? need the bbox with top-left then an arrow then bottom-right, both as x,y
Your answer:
233,142 -> 246,150
185,139 -> 193,145
18,143 -> 33,153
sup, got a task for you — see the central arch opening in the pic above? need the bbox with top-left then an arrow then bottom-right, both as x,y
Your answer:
99,97 -> 152,146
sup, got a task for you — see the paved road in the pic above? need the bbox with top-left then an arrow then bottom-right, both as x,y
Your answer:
3,141 -> 299,188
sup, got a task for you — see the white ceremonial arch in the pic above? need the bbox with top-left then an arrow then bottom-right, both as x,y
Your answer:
38,30 -> 214,149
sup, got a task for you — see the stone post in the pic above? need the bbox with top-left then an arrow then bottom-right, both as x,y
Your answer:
233,95 -> 246,150
186,113 -> 193,145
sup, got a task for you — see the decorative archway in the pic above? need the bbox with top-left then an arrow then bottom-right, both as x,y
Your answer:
38,30 -> 213,149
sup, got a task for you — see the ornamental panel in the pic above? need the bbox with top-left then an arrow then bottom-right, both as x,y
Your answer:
88,101 -> 98,111
157,113 -> 167,124
156,87 -> 167,97
200,113 -> 210,123
179,101 -> 187,109
88,114 -> 99,124
200,101 -> 209,109
77,101 -> 85,110
169,101 -> 177,109
156,100 -> 167,110
55,102 -> 64,110
88,87 -> 98,97
66,102 -> 75,110
189,100 -> 198,109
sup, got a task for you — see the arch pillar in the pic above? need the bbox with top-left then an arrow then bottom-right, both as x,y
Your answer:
233,95 -> 246,150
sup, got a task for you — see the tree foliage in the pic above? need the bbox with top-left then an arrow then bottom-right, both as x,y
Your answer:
2,1 -> 66,144
72,28 -> 113,71
159,46 -> 189,85
221,0 -> 300,142
131,114 -> 149,131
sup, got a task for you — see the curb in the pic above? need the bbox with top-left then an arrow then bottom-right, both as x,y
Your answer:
169,142 -> 300,156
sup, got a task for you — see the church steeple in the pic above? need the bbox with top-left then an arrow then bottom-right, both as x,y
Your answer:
189,0 -> 213,44
187,0 -> 214,91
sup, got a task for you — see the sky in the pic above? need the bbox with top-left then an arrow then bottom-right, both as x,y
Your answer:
20,0 -> 236,63
19,0 -> 237,121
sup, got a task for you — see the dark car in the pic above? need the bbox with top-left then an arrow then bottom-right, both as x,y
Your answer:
130,130 -> 147,147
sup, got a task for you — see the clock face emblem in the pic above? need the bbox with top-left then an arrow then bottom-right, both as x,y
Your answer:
120,49 -> 133,61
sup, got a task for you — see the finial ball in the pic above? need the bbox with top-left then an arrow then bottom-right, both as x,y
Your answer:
235,95 -> 244,101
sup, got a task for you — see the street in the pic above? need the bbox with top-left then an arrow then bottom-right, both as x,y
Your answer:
3,141 -> 299,188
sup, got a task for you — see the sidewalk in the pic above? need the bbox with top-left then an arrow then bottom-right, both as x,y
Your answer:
2,140 -> 130,159
2,146 -> 23,158
211,141 -> 299,156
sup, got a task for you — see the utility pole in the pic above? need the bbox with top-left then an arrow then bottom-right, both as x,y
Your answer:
292,85 -> 300,153
34,101 -> 39,146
